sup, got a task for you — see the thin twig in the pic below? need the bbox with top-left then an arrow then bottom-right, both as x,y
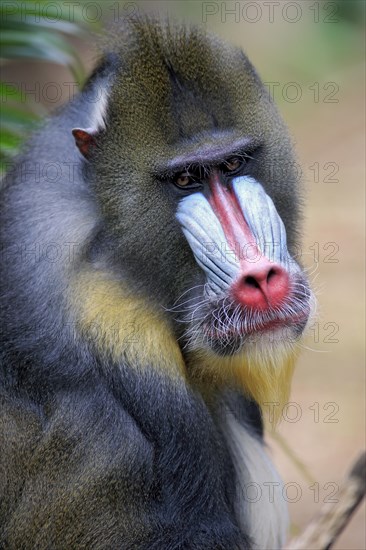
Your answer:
285,451 -> 366,549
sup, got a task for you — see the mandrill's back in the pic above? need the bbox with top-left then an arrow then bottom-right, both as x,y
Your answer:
0,16 -> 312,550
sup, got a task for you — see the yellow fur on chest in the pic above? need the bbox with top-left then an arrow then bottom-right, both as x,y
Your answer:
70,270 -> 185,378
187,342 -> 299,425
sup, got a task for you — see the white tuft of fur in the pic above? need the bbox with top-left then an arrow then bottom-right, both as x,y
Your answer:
223,410 -> 289,549
90,85 -> 109,130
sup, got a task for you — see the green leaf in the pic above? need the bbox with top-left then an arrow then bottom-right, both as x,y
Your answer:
1,105 -> 38,130
0,82 -> 24,102
1,30 -> 85,82
1,0 -> 92,27
0,127 -> 23,148
1,18 -> 84,36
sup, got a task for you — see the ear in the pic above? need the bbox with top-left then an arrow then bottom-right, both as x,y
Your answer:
72,79 -> 111,159
72,127 -> 98,159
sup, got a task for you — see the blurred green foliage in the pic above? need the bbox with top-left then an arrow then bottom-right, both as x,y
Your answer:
0,0 -> 99,173
335,0 -> 365,25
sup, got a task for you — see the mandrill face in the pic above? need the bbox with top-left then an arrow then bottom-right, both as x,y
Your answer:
176,173 -> 314,357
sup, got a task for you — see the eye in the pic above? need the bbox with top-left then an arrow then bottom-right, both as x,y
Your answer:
176,172 -> 191,187
174,171 -> 201,190
224,157 -> 242,172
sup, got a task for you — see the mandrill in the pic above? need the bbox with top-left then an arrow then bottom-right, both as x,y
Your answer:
0,16 -> 315,550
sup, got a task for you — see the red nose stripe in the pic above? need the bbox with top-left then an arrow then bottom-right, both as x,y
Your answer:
208,172 -> 260,263
208,173 -> 289,310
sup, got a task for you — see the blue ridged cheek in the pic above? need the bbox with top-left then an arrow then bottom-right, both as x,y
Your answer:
176,193 -> 241,295
232,176 -> 290,267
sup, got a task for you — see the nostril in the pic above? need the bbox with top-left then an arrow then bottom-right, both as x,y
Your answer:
266,268 -> 277,283
232,263 -> 290,310
244,275 -> 261,289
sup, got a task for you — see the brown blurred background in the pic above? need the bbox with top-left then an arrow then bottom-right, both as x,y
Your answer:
2,0 -> 365,547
